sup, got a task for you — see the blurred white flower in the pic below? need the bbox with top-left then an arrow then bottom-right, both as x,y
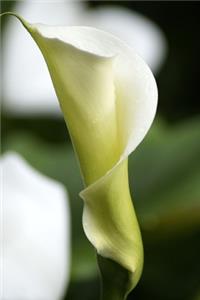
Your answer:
0,152 -> 70,300
2,1 -> 166,115
2,0 -> 85,115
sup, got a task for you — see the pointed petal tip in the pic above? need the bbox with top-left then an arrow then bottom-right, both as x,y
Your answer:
0,12 -> 31,31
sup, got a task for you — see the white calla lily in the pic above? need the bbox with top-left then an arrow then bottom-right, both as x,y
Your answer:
2,2 -> 165,116
1,152 -> 70,300
1,13 -> 158,298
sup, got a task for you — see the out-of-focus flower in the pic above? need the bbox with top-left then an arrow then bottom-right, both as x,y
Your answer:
2,0 -> 85,115
1,152 -> 70,300
2,1 -> 165,116
5,14 -> 158,296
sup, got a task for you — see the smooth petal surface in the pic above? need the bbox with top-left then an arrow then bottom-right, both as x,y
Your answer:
1,13 -> 157,295
1,152 -> 70,300
84,6 -> 167,73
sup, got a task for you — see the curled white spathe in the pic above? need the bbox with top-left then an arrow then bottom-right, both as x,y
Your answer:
84,6 -> 167,74
1,152 -> 70,300
2,1 -> 164,115
33,23 -> 158,157
25,23 -> 157,281
1,15 -> 158,290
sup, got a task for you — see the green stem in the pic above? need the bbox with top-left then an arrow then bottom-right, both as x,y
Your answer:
97,254 -> 131,300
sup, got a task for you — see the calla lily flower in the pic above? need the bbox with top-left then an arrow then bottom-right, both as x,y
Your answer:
1,152 -> 70,300
2,2 -> 165,116
1,13 -> 158,299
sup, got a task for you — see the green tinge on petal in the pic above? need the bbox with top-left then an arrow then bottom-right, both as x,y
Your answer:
81,159 -> 143,291
1,13 -> 158,299
31,26 -> 120,187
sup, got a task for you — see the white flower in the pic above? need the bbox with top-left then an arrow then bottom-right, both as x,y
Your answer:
0,152 -> 70,300
2,1 -> 165,115
1,11 -> 158,296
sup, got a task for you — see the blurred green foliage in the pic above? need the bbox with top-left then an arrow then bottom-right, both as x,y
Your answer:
2,117 -> 200,300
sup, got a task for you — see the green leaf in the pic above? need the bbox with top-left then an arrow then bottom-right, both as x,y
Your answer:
130,117 -> 200,236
